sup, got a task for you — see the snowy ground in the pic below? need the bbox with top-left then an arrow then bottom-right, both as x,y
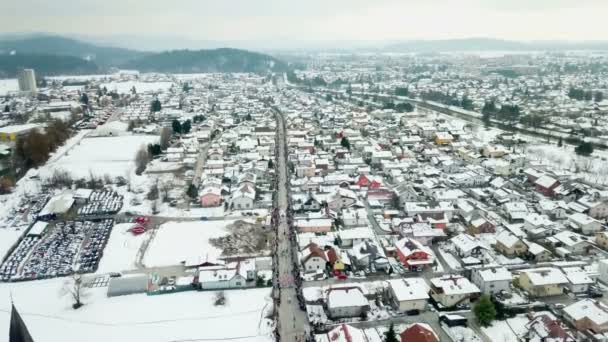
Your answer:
43,135 -> 159,178
0,78 -> 18,95
444,325 -> 483,342
101,81 -> 173,94
0,279 -> 273,342
482,320 -> 519,342
143,220 -> 243,267
96,223 -> 147,274
0,228 -> 25,261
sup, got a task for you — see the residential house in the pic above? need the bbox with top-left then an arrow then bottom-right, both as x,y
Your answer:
326,287 -> 370,319
525,241 -> 553,262
450,234 -> 488,258
295,218 -> 332,233
563,267 -> 594,294
549,231 -> 592,256
434,132 -> 454,145
342,208 -> 368,228
300,243 -> 328,273
524,314 -> 576,342
518,268 -> 568,297
321,324 -> 370,342
471,267 -> 512,295
200,187 -> 221,207
230,184 -> 255,209
535,175 -> 560,197
563,299 -> 608,334
495,231 -> 528,257
399,324 -> 439,342
523,213 -> 556,238
197,262 -> 248,290
395,237 -> 435,271
596,231 -> 608,250
429,275 -> 481,308
568,213 -> 602,235
388,278 -> 430,312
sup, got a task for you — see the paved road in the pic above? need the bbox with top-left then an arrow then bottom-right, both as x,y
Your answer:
274,109 -> 310,341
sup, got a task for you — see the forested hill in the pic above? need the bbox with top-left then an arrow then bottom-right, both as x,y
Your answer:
121,48 -> 288,74
0,35 -> 288,77
0,35 -> 143,66
0,54 -> 99,78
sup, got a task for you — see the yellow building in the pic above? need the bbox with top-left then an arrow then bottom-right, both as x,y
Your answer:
495,231 -> 528,257
518,268 -> 568,297
596,232 -> 608,250
434,132 -> 454,145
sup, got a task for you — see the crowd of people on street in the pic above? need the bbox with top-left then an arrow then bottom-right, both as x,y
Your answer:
270,112 -> 315,342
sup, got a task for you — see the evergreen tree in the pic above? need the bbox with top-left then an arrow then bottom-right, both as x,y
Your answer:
575,142 -> 594,156
172,120 -> 182,134
267,159 -> 274,169
80,93 -> 89,106
558,136 -> 563,147
340,136 -> 351,150
474,295 -> 497,327
3,105 -> 9,112
482,111 -> 491,128
186,183 -> 198,199
151,98 -> 162,112
384,323 -> 399,342
595,91 -> 604,103
182,120 -> 192,134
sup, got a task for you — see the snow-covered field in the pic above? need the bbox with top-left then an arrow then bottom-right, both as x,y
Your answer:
143,220 -> 241,267
96,223 -> 147,274
0,78 -> 18,95
45,135 -> 158,178
0,279 -> 273,342
101,81 -> 173,94
526,143 -> 608,185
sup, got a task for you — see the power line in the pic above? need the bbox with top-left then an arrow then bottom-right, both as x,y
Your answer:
0,307 -> 263,327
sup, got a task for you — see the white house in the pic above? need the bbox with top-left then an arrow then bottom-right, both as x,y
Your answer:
327,287 -> 370,319
568,213 -> 602,235
197,265 -> 247,290
598,259 -> 608,285
388,278 -> 430,312
563,267 -> 594,294
230,185 -> 256,209
429,275 -> 480,308
471,267 -> 512,295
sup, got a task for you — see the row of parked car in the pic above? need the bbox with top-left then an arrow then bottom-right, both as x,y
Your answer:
0,219 -> 114,281
77,190 -> 123,217
0,237 -> 40,281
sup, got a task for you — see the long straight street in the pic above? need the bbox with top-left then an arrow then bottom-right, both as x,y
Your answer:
273,108 -> 310,341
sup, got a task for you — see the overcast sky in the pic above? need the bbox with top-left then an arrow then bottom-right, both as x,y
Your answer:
1,0 -> 606,42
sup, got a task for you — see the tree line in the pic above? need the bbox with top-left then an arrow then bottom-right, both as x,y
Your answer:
568,87 -> 603,102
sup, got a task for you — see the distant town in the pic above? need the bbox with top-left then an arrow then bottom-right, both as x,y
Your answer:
1,39 -> 608,342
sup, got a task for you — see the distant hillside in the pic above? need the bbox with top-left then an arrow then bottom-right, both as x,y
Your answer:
0,54 -> 99,78
122,48 -> 288,74
0,35 -> 144,66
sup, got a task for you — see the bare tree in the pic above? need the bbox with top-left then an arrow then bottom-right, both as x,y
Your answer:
135,146 -> 150,175
61,274 -> 87,309
160,127 -> 171,150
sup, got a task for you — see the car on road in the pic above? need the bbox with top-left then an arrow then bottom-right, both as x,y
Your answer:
200,217 -> 208,221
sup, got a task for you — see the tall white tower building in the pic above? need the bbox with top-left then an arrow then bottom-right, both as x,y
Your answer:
17,69 -> 37,93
